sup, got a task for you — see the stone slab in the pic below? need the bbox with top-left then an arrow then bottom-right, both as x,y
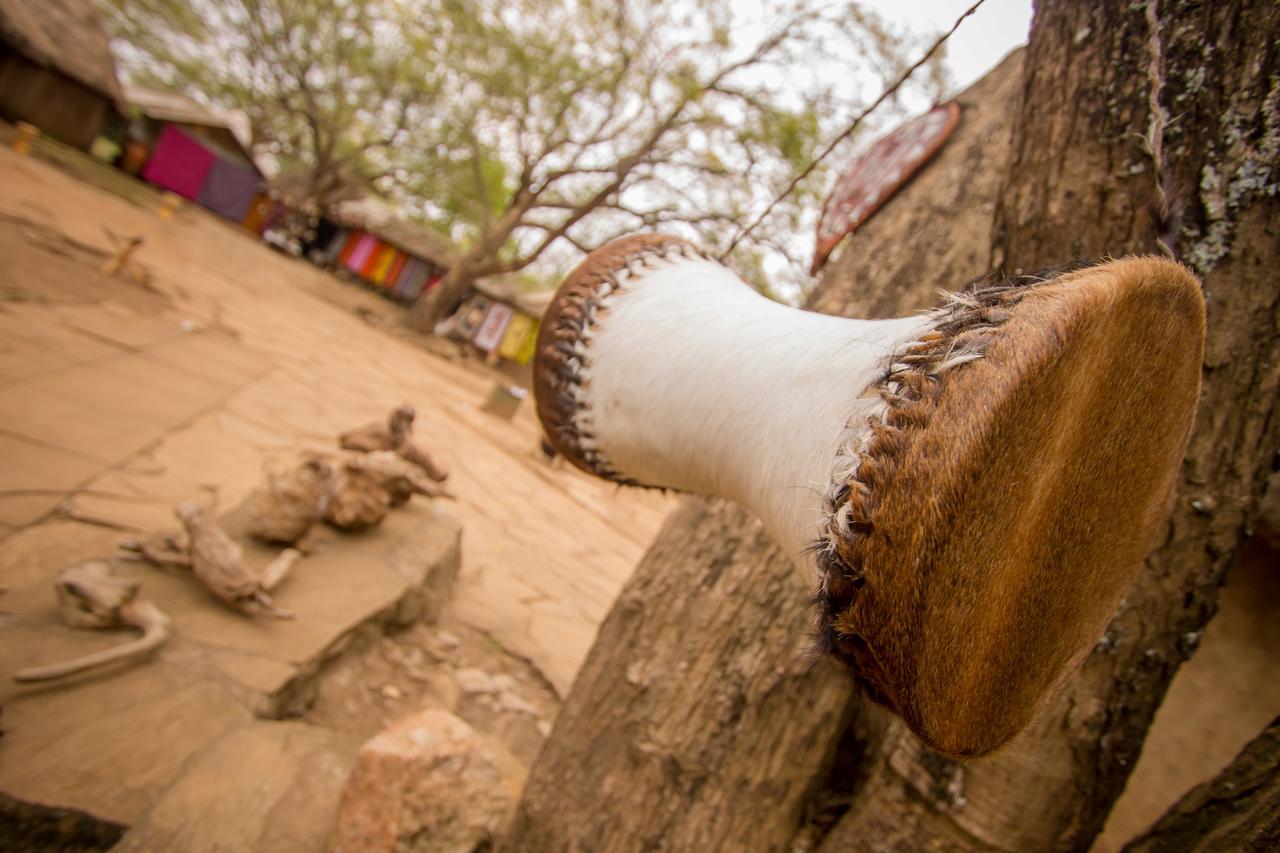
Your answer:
49,302 -> 189,352
0,631 -> 253,826
138,332 -> 272,390
0,507 -> 461,829
0,382 -> 158,463
113,721 -> 363,853
0,432 -> 103,525
0,333 -> 79,386
17,353 -> 230,437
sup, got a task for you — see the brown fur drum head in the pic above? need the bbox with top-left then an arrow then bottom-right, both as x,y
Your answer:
819,257 -> 1205,757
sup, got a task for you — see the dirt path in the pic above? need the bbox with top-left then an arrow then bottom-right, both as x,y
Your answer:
0,146 -> 671,696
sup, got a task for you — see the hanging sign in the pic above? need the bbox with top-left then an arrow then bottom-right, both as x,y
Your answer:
812,101 -> 961,273
473,302 -> 514,352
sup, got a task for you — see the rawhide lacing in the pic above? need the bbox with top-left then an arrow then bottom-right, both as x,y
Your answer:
812,267 -> 1081,685
534,235 -> 714,485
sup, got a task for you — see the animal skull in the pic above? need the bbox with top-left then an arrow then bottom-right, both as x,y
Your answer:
14,562 -> 171,683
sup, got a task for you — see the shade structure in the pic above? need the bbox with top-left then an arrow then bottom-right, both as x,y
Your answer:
141,125 -> 215,200
196,156 -> 259,222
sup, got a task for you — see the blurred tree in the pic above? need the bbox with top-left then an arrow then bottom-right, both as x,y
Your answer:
103,0 -> 444,214
103,0 -> 943,322
401,0 -> 942,327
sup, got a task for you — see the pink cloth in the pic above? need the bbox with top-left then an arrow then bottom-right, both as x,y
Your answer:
345,233 -> 379,272
141,125 -> 217,200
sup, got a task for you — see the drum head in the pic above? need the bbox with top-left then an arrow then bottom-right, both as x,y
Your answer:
820,257 -> 1205,756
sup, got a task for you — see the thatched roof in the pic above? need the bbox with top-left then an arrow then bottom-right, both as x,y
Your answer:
271,162 -> 368,209
329,197 -> 553,316
473,275 -> 554,318
125,84 -> 254,150
124,83 -> 264,173
329,198 -> 462,269
0,0 -> 125,108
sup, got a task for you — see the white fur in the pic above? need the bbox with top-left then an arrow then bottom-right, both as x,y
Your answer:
582,257 -> 934,568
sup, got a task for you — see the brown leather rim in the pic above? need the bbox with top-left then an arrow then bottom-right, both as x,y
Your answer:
532,234 -> 706,484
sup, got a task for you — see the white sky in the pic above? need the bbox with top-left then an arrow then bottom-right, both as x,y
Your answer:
878,0 -> 1033,92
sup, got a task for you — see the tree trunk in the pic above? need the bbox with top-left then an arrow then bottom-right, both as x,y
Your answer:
820,0 -> 1280,849
1122,716 -> 1280,852
500,51 -> 1026,851
501,498 -> 857,850
406,261 -> 480,333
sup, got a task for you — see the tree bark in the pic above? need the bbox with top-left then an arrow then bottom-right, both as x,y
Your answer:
406,190 -> 537,333
1122,717 -> 1280,852
500,52 -> 1026,851
501,498 -> 857,850
406,261 -> 481,333
820,1 -> 1280,849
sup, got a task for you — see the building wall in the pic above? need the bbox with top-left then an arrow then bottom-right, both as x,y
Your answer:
0,49 -> 108,150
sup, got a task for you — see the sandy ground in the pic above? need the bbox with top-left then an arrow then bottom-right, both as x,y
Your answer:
0,145 -> 671,699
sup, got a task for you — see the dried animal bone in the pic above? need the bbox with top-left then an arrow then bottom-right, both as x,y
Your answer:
339,403 -> 450,482
118,528 -> 191,568
340,403 -> 416,453
350,451 -> 454,505
323,465 -> 391,531
176,502 -> 300,618
322,450 -> 456,531
14,562 -> 171,682
394,438 -> 449,483
244,454 -> 337,546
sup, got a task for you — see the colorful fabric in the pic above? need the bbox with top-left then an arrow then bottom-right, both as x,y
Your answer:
514,318 -> 539,364
142,125 -> 216,200
241,193 -> 272,233
473,302 -> 514,352
360,241 -> 389,280
325,229 -> 349,265
384,252 -> 409,288
394,258 -> 423,298
497,313 -> 534,362
371,247 -> 399,286
346,233 -> 378,273
407,264 -> 434,301
339,231 -> 362,266
196,155 -> 260,222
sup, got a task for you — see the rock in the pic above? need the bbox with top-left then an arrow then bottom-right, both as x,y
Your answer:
496,690 -> 539,717
331,709 -> 525,853
423,629 -> 460,661
454,667 -> 499,695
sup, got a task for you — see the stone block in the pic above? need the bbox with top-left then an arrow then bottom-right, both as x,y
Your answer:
331,709 -> 525,853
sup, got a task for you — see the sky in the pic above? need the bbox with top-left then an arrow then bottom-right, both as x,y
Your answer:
879,0 -> 1033,93
729,0 -> 1034,297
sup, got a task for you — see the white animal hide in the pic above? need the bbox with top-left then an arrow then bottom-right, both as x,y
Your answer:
581,257 -> 932,567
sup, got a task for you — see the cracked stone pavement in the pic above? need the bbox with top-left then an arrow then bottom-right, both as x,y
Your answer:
0,146 -> 670,829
